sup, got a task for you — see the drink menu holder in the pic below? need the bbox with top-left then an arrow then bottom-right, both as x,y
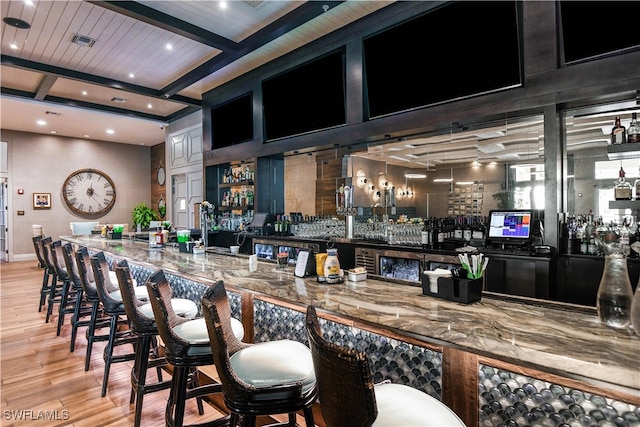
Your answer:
421,274 -> 483,304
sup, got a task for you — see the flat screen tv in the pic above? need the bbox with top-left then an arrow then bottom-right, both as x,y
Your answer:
211,93 -> 253,149
487,210 -> 532,243
262,49 -> 346,141
560,1 -> 640,64
363,1 -> 522,118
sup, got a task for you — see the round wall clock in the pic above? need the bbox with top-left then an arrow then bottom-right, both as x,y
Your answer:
62,168 -> 116,218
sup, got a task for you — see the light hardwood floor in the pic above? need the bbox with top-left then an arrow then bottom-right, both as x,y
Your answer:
1,260 -> 317,427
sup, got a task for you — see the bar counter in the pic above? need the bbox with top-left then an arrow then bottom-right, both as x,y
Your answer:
61,235 -> 639,426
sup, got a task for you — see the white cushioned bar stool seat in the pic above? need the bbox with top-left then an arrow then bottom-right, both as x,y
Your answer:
306,305 -> 466,427
138,298 -> 199,320
230,339 -> 316,399
374,383 -> 465,426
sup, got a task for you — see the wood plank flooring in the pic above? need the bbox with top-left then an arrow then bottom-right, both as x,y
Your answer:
0,260 -> 319,427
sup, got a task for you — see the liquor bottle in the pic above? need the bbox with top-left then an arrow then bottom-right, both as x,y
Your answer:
628,113 -> 640,144
614,167 -> 632,200
634,165 -> 640,200
610,116 -> 627,145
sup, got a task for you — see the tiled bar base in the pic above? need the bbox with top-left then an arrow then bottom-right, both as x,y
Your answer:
478,365 -> 639,427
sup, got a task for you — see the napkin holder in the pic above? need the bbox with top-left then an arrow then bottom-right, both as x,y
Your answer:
421,274 -> 483,304
179,241 -> 195,253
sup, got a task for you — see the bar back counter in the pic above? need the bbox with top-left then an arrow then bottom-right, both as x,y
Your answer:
62,236 -> 639,427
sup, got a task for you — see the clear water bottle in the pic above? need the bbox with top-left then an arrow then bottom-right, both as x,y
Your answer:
596,254 -> 633,329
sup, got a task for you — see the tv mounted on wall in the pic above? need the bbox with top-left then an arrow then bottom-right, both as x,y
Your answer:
262,49 -> 346,141
211,93 -> 254,149
487,210 -> 532,244
559,1 -> 640,64
363,1 -> 522,119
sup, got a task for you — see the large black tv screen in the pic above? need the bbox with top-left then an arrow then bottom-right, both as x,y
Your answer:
364,1 -> 522,118
560,1 -> 640,64
211,93 -> 253,149
262,50 -> 346,141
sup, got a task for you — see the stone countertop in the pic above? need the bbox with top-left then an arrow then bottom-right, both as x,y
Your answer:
61,235 -> 640,395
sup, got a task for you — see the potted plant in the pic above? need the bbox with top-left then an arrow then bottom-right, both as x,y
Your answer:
131,202 -> 158,232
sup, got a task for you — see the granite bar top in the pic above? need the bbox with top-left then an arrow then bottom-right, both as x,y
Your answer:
62,235 -> 640,395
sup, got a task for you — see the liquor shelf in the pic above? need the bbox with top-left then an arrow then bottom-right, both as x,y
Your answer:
62,235 -> 639,427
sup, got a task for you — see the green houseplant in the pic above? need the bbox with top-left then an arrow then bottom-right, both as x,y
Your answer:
131,202 -> 158,231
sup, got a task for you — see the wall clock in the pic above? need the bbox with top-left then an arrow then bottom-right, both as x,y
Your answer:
62,168 -> 116,218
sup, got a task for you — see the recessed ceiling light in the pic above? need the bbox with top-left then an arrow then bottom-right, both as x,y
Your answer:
10,43 -> 18,50
36,120 -> 46,126
106,129 -> 115,135
129,73 -> 135,78
82,90 -> 88,95
219,1 -> 228,10
165,43 -> 173,50
147,103 -> 153,109
24,0 -> 34,7
50,130 -> 57,134
83,134 -> 90,138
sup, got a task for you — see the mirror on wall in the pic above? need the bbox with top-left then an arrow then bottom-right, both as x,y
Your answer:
564,100 -> 640,225
345,115 -> 545,219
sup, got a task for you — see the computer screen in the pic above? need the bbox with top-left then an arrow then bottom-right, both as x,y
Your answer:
488,210 -> 532,241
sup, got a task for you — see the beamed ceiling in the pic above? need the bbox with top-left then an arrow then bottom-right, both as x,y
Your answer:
0,0 -> 392,145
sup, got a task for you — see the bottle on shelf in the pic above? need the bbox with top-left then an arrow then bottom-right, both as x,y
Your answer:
421,220 -> 430,250
628,113 -> 639,144
614,166 -> 632,200
610,116 -> 627,145
634,165 -> 640,200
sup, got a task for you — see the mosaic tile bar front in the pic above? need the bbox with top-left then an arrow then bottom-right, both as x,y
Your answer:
478,364 -> 639,427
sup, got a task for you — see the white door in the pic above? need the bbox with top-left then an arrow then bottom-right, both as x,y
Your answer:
172,174 -> 188,229
0,179 -> 7,262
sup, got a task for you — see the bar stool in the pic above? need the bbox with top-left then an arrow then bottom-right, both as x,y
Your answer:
90,252 -> 137,397
32,235 -> 53,312
48,240 -> 77,336
114,260 -> 171,427
74,247 -> 110,371
145,270 -> 245,427
305,305 -> 466,427
61,244 -> 95,352
201,281 -> 317,427
41,237 -> 62,324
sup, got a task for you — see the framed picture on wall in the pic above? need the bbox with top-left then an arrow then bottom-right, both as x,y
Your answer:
33,193 -> 51,209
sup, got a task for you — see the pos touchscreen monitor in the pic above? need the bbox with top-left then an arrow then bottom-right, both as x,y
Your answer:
487,210 -> 532,243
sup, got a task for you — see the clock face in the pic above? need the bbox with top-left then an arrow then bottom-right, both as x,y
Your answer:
62,168 -> 116,218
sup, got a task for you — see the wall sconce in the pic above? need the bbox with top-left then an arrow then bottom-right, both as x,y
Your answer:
372,188 -> 381,202
356,169 -> 368,188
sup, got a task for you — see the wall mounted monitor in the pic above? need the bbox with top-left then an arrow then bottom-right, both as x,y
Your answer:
559,1 -> 640,65
487,210 -> 532,243
363,1 -> 522,119
262,49 -> 346,141
211,93 -> 254,149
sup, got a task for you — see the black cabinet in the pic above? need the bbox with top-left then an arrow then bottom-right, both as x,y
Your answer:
557,255 -> 640,307
484,255 -> 554,299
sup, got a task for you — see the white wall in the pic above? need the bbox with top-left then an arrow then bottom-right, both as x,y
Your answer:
4,130 -> 151,261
